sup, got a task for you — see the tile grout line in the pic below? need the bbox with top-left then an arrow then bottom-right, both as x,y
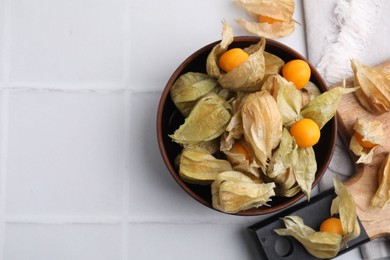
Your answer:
121,90 -> 131,260
0,91 -> 10,260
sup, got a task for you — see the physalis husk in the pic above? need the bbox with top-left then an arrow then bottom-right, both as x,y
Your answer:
235,0 -> 295,39
351,59 -> 390,115
349,118 -> 384,164
275,176 -> 360,259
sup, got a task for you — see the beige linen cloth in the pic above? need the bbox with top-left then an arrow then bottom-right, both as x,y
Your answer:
303,0 -> 390,259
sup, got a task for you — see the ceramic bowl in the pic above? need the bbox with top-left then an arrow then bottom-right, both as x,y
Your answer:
157,36 -> 337,215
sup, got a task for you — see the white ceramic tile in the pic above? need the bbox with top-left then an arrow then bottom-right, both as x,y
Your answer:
128,222 -> 259,260
4,223 -> 122,260
8,0 -> 125,87
0,0 -> 5,84
5,90 -> 126,216
128,0 -> 306,92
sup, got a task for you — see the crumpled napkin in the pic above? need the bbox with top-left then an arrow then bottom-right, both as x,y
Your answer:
303,0 -> 390,259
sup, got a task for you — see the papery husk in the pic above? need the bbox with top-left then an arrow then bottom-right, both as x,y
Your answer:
301,81 -> 322,106
170,93 -> 232,145
235,19 -> 295,39
261,75 -> 303,126
331,176 -> 361,244
170,72 -> 219,117
267,128 -> 298,179
220,92 -> 247,151
223,140 -> 261,178
217,38 -> 266,92
301,86 -> 357,129
206,20 -> 234,79
349,118 -> 384,164
274,177 -> 360,258
276,78 -> 303,126
264,51 -> 285,74
241,90 -> 283,172
349,135 -> 377,164
211,171 -> 275,213
235,0 -> 294,20
184,138 -> 221,155
179,147 -> 233,185
354,118 -> 385,146
371,153 -> 390,208
275,216 -> 342,259
275,183 -> 301,197
351,59 -> 390,115
235,0 -> 295,39
294,147 -> 317,200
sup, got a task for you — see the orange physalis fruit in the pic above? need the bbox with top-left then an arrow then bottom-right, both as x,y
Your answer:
234,142 -> 250,162
319,217 -> 344,236
282,59 -> 311,89
258,15 -> 282,24
289,118 -> 320,148
354,132 -> 377,149
218,48 -> 249,73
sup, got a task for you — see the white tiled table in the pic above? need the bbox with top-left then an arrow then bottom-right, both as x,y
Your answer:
0,0 -> 361,259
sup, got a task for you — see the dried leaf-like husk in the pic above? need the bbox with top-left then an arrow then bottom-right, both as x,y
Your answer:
354,118 -> 385,146
264,51 -> 285,75
349,135 -> 377,164
275,183 -> 301,197
275,177 -> 360,258
179,148 -> 233,185
211,171 -> 275,213
261,74 -> 303,125
235,0 -> 294,20
275,216 -> 342,259
371,153 -> 390,208
241,90 -> 283,172
301,81 -> 322,106
235,0 -> 295,39
301,87 -> 357,129
170,93 -> 231,145
223,140 -> 261,178
220,93 -> 247,151
349,119 -> 384,164
352,59 -> 390,115
184,138 -> 221,155
235,19 -> 295,39
217,38 -> 266,92
170,72 -> 218,117
267,128 -> 297,178
331,176 -> 360,243
294,147 -> 317,200
206,20 -> 234,79
276,79 -> 303,125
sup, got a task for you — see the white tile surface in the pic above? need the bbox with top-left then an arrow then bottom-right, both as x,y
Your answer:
7,0 -> 125,88
128,223 -> 259,260
4,223 -> 122,260
0,0 -> 5,84
5,90 -> 126,216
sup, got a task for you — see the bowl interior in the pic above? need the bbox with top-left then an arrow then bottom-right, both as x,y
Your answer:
157,36 -> 337,216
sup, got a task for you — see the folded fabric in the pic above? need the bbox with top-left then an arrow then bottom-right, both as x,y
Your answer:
303,0 -> 390,259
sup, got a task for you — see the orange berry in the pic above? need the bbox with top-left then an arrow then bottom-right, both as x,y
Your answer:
354,132 -> 377,149
258,15 -> 282,24
234,142 -> 250,161
219,48 -> 249,72
320,217 -> 344,236
289,118 -> 320,148
282,59 -> 311,89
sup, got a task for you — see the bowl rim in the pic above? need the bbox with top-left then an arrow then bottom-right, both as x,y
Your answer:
157,36 -> 337,216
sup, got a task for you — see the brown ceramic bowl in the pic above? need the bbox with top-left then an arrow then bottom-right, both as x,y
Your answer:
157,36 -> 337,216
